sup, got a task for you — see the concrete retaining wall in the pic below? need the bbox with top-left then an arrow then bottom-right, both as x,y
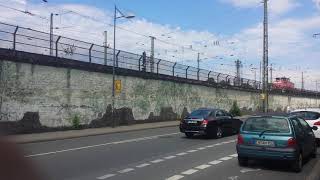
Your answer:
0,59 -> 319,127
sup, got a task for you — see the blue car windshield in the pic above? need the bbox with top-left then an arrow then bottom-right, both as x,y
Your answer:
190,110 -> 211,117
243,117 -> 290,133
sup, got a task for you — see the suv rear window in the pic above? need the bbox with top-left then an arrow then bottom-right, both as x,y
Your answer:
243,117 -> 290,133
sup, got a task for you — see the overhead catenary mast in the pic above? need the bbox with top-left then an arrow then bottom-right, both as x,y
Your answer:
262,0 -> 269,112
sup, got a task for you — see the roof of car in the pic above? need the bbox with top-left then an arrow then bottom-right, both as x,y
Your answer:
291,108 -> 320,113
251,112 -> 289,117
197,108 -> 218,111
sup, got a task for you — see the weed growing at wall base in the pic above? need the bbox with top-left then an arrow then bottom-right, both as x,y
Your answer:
229,101 -> 241,117
71,114 -> 81,129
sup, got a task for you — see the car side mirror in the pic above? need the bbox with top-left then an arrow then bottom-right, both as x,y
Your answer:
312,126 -> 318,131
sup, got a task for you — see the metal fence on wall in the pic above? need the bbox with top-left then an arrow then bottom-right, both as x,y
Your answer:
0,21 -> 263,90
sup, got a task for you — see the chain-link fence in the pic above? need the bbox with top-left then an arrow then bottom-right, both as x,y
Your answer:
0,21 -> 270,91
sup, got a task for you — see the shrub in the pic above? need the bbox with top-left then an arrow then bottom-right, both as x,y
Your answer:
71,114 -> 81,129
229,101 -> 242,117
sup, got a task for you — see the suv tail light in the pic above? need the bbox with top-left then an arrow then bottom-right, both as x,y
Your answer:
287,138 -> 297,148
314,121 -> 320,126
237,134 -> 244,145
202,120 -> 209,125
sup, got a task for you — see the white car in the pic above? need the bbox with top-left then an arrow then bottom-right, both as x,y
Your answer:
290,108 -> 320,141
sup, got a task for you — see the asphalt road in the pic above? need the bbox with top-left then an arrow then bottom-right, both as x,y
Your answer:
19,126 -> 320,180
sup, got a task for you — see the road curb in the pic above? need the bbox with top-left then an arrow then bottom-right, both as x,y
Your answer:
6,121 -> 179,144
306,158 -> 320,180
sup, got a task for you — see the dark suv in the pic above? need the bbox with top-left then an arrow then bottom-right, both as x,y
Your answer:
179,108 -> 243,138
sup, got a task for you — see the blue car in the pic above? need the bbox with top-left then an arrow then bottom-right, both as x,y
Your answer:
237,115 -> 318,172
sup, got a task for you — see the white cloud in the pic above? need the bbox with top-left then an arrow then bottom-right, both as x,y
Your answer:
314,0 -> 320,9
232,15 -> 320,89
221,0 -> 300,16
0,0 -> 319,90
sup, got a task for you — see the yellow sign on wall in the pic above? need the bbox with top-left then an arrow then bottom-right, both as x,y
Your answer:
260,93 -> 266,100
115,80 -> 122,94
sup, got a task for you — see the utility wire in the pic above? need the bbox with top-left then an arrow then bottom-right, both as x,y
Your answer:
0,4 -> 48,21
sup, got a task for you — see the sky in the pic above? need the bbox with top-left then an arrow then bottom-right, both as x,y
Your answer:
0,0 -> 320,90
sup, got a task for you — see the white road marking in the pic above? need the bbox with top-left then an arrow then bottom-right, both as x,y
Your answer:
240,168 -> 261,173
165,154 -> 236,180
195,164 -> 211,170
197,147 -> 206,150
206,145 -> 214,148
151,159 -> 164,163
96,174 -> 116,179
215,143 -> 222,145
209,160 -> 222,165
166,175 -> 184,180
118,168 -> 134,173
229,154 -> 238,157
25,132 -> 179,157
181,169 -> 198,175
228,176 -> 239,180
136,163 -> 150,168
220,156 -> 233,161
176,152 -> 188,156
164,155 -> 176,159
187,149 -> 198,153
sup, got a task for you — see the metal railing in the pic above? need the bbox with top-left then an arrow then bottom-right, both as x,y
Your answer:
0,21 -> 289,91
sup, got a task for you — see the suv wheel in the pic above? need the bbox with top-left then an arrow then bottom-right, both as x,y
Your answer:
292,153 -> 303,173
238,156 -> 248,167
185,132 -> 194,138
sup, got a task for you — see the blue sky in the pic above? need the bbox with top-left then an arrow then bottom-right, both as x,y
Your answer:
1,0 -> 320,89
36,0 -> 317,34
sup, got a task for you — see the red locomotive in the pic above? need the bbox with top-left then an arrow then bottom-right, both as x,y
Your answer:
272,77 -> 295,90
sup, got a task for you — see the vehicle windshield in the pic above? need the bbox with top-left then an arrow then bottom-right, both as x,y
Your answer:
189,110 -> 211,117
290,111 -> 320,120
243,117 -> 290,133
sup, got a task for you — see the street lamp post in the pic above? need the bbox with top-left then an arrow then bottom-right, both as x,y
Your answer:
112,5 -> 135,128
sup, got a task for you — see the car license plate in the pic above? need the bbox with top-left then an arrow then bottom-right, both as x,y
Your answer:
255,140 -> 275,147
187,120 -> 197,124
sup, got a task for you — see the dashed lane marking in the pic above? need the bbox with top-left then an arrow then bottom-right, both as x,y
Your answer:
230,154 -> 238,157
136,163 -> 150,168
96,140 -> 237,180
219,156 -> 233,161
195,164 -> 211,170
209,160 -> 222,165
181,169 -> 199,175
240,168 -> 261,173
187,149 -> 198,153
165,175 -> 184,180
151,159 -> 164,163
97,174 -> 116,179
165,153 -> 237,180
118,168 -> 134,174
164,155 -> 176,159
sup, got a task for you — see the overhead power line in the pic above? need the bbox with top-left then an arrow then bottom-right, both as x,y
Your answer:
0,3 -> 48,21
